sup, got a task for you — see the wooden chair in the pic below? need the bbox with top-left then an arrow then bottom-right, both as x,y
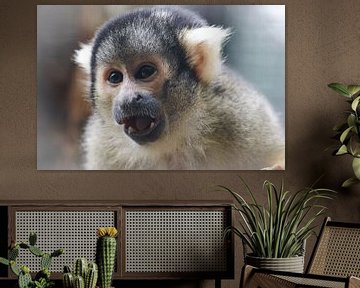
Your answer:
241,217 -> 360,288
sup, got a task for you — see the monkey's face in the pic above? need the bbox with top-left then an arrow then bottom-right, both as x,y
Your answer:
95,55 -> 168,145
75,7 -> 230,146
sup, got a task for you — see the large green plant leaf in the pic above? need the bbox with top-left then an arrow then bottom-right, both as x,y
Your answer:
329,83 -> 360,187
342,177 -> 360,188
328,83 -> 351,97
348,85 -> 360,96
336,145 -> 348,155
347,114 -> 356,127
349,135 -> 360,156
340,127 -> 352,143
351,96 -> 360,111
352,157 -> 360,179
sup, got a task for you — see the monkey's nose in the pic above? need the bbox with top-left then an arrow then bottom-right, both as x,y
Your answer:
127,94 -> 143,106
113,92 -> 157,125
135,94 -> 143,102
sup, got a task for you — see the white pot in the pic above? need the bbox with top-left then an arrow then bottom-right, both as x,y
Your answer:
245,254 -> 305,273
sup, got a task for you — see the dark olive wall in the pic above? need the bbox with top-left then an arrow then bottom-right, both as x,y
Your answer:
1,1 -> 359,287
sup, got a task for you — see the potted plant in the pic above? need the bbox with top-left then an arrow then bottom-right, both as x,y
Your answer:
61,227 -> 117,288
96,227 -> 117,288
62,258 -> 98,288
0,232 -> 64,288
221,179 -> 335,273
328,83 -> 360,187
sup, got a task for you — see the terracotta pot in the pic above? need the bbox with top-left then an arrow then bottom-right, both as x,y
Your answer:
245,254 -> 304,273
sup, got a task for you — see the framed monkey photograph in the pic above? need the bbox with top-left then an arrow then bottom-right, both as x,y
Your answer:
37,5 -> 285,170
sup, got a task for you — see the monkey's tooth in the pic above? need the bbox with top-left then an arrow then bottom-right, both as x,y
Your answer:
128,127 -> 135,134
150,122 -> 155,129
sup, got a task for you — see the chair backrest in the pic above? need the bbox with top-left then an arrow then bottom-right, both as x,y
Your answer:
307,217 -> 360,277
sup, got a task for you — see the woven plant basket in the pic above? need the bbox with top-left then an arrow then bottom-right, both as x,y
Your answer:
243,240 -> 305,273
245,254 -> 305,273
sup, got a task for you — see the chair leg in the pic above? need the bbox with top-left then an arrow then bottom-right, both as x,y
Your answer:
349,276 -> 360,288
215,278 -> 221,288
240,265 -> 255,288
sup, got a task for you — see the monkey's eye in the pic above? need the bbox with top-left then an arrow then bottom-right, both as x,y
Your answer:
107,70 -> 123,84
135,65 -> 157,80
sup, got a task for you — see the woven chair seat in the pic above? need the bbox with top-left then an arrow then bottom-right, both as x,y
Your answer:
241,218 -> 360,288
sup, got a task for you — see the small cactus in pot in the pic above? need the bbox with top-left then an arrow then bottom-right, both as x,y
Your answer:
62,259 -> 98,288
74,258 -> 88,280
96,227 -> 118,288
73,275 -> 85,288
85,262 -> 98,288
62,266 -> 74,288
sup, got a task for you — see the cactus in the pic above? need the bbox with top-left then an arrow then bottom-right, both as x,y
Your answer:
62,266 -> 74,288
0,232 -> 63,288
21,265 -> 30,274
19,243 -> 30,249
9,246 -> 19,260
74,275 -> 85,288
63,259 -> 98,288
64,265 -> 72,273
35,268 -> 51,282
10,260 -> 20,276
63,271 -> 74,288
41,253 -> 52,270
63,273 -> 74,288
18,266 -> 32,288
96,227 -> 118,288
85,262 -> 98,288
29,245 -> 44,257
51,248 -> 64,258
74,258 -> 88,279
29,232 -> 37,246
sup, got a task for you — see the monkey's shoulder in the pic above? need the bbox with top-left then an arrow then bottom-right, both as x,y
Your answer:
205,68 -> 279,131
196,67 -> 284,158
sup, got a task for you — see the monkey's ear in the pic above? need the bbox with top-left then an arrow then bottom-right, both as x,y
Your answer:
73,42 -> 93,74
180,26 -> 231,83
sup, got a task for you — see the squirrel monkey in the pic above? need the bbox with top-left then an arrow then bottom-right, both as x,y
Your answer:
74,6 -> 285,170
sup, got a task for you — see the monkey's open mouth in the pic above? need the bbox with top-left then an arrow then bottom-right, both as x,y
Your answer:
118,114 -> 165,145
113,95 -> 165,144
123,116 -> 159,135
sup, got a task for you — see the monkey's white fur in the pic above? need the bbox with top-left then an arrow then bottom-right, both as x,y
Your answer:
75,14 -> 285,170
74,43 -> 92,74
181,27 -> 231,83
